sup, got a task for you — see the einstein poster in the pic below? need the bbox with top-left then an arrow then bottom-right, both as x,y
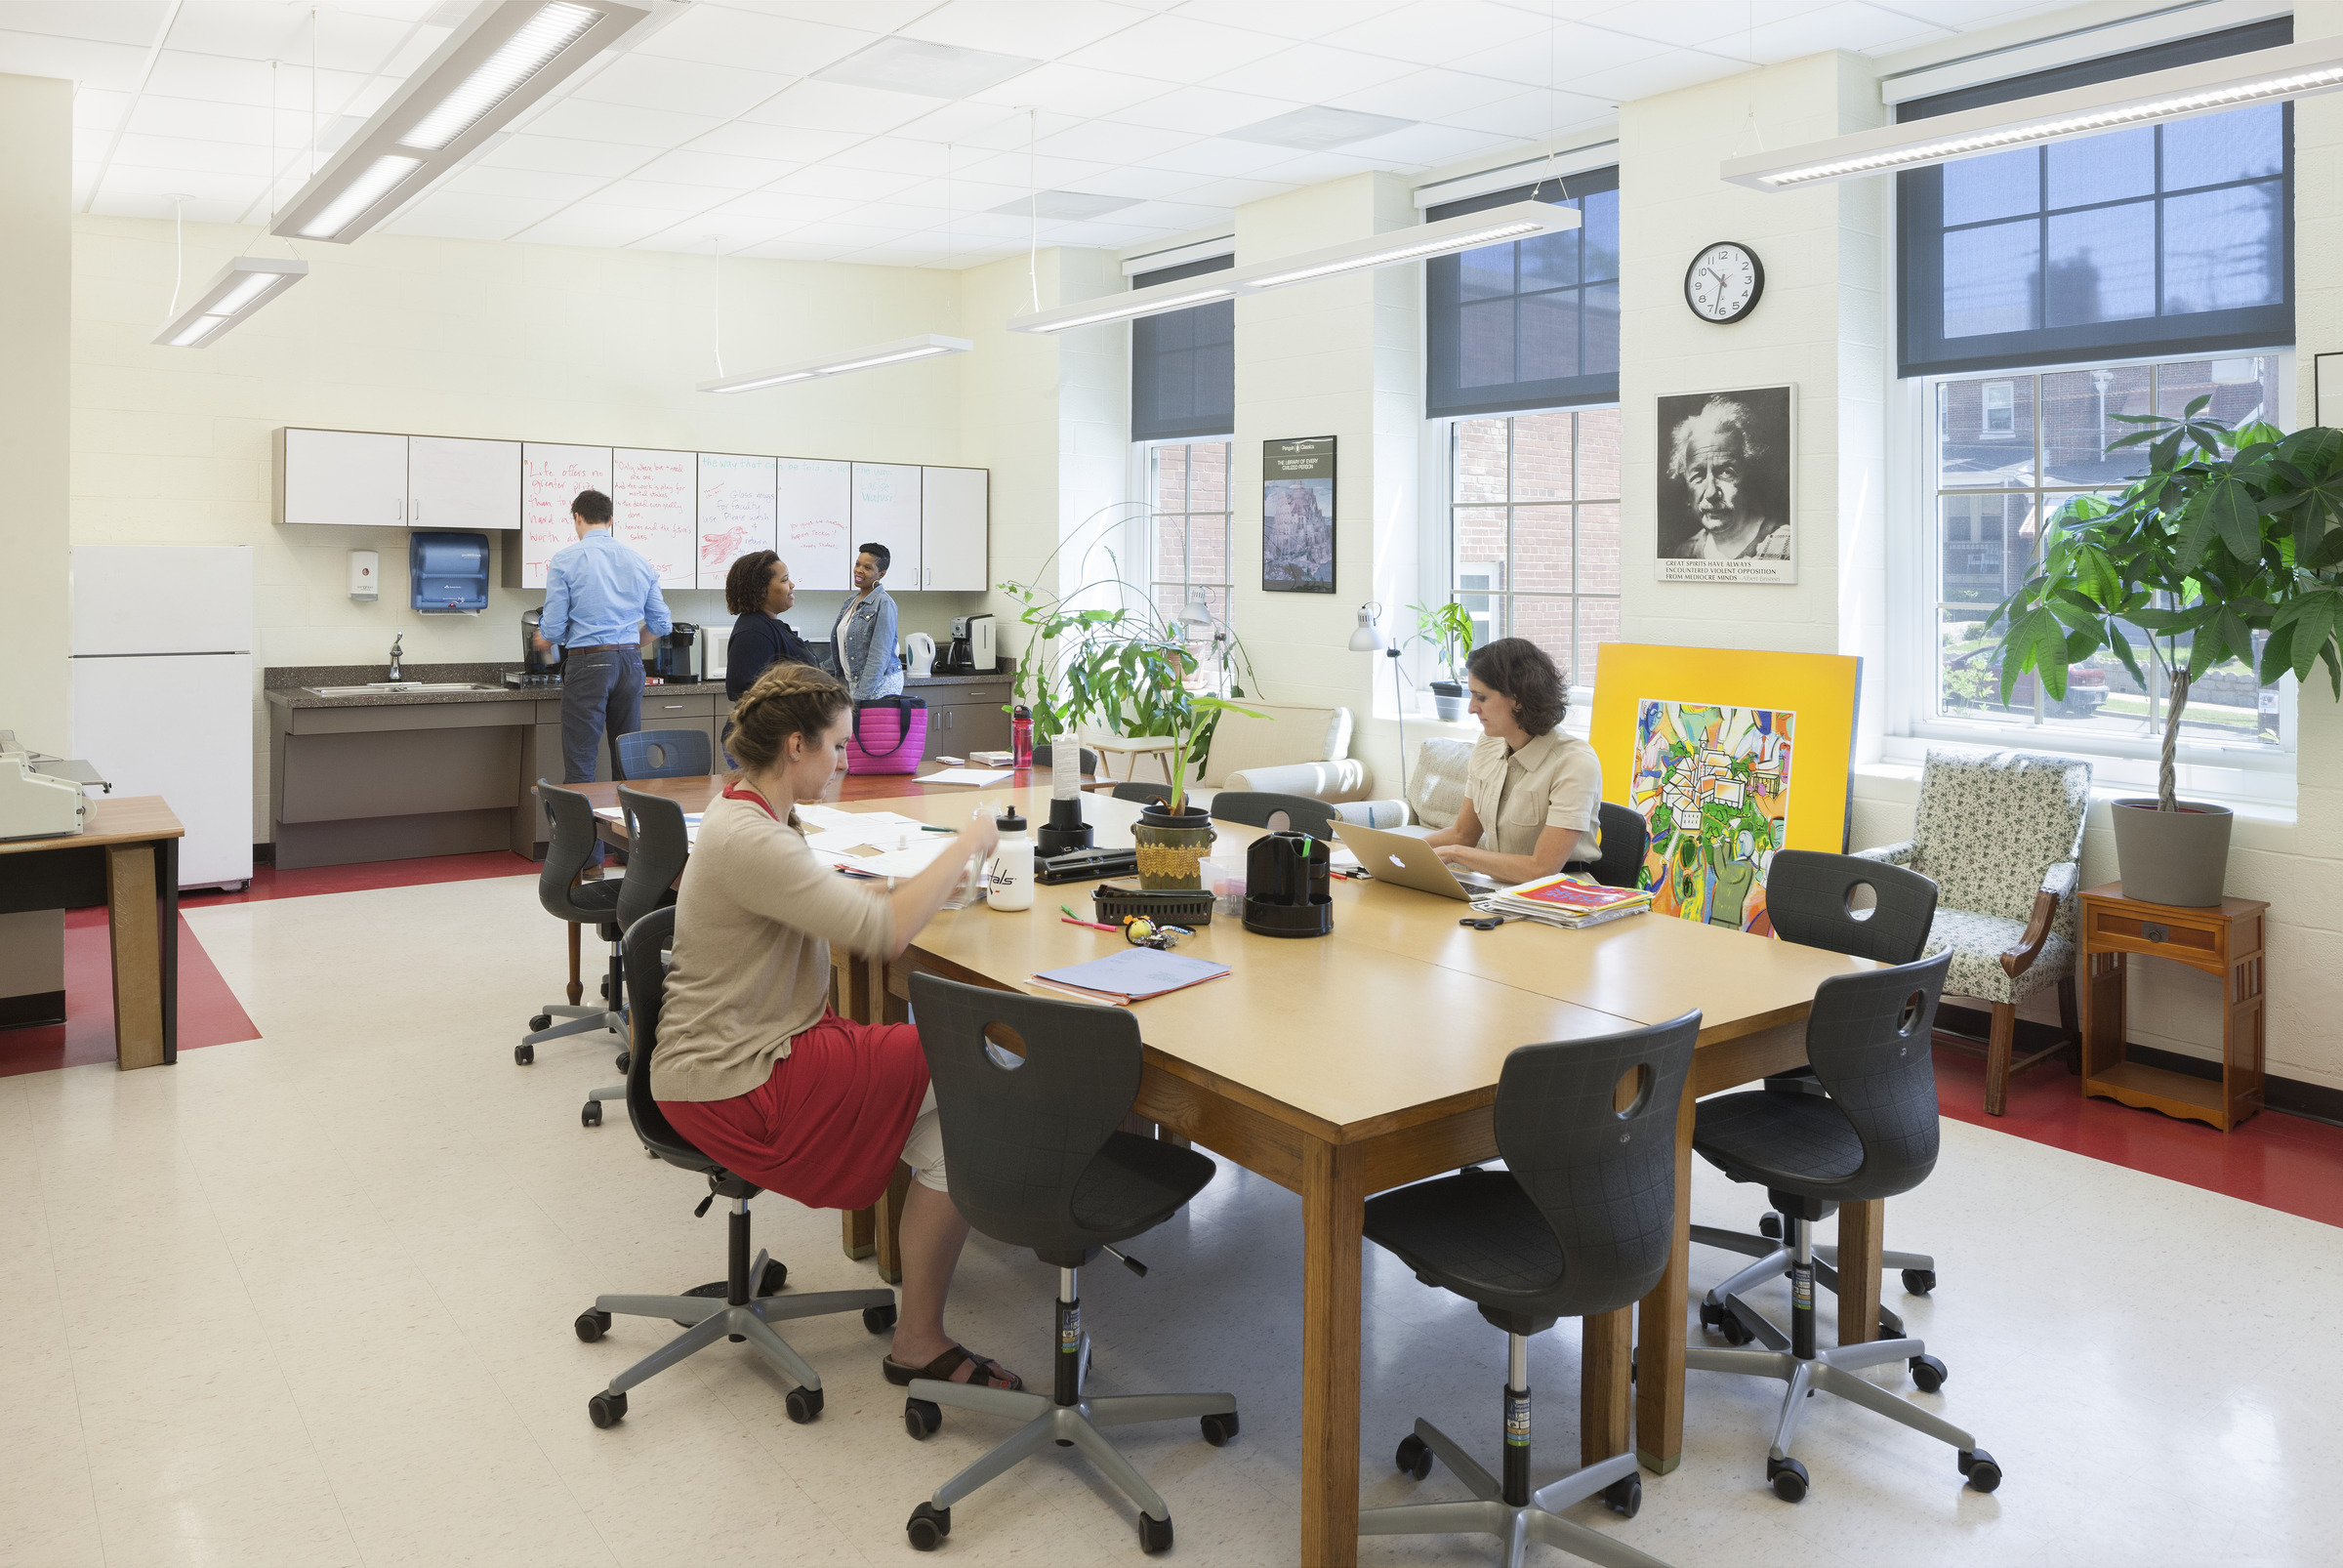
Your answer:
1261,435 -> 1336,594
1656,386 -> 1795,585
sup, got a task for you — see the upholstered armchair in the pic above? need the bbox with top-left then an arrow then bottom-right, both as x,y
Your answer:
1856,749 -> 2093,1116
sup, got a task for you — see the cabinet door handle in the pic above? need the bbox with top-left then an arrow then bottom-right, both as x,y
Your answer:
662,703 -> 682,710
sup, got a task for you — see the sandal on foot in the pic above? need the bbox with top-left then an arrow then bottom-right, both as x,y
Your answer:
884,1342 -> 1023,1391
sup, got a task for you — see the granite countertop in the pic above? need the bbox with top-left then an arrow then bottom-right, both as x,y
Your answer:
904,668 -> 1011,686
264,663 -> 726,711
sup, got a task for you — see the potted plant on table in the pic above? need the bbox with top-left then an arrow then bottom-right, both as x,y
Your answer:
1991,400 -> 2343,906
1410,599 -> 1476,722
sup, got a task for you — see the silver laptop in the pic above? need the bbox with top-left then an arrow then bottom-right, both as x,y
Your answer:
1334,821 -> 1503,901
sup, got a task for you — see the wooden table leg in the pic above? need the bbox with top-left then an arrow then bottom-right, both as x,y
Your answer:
1581,1306 -> 1632,1466
1836,1200 -> 1884,1346
105,843 -> 166,1070
1300,1137 -> 1367,1568
566,921 -> 583,1007
1633,1079 -> 1697,1472
873,1159 -> 913,1286
841,1206 -> 876,1261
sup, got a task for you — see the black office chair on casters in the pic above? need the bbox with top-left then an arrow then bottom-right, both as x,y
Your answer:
1564,802 -> 1649,889
580,786 -> 691,1129
615,727 -> 713,779
1209,790 -> 1338,839
1028,743 -> 1098,775
1360,1013 -> 1699,1568
1109,781 -> 1171,806
1692,851 -> 1944,1339
899,972 -> 1238,1555
1686,947 -> 2002,1503
519,781 -> 630,1066
575,907 -> 897,1429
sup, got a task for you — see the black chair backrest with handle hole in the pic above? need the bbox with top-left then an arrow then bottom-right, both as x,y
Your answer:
614,786 -> 691,931
617,727 -> 713,781
1110,781 -> 1172,806
1766,849 -> 1938,965
1565,801 -> 1650,890
1029,744 -> 1098,775
1210,790 -> 1337,839
909,971 -> 1215,1267
621,905 -> 758,1197
537,780 -> 621,925
1793,951 -> 1952,1203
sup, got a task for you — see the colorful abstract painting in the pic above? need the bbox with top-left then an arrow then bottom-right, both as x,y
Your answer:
1630,701 -> 1794,932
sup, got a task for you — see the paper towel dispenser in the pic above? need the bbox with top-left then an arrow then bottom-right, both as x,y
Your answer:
410,530 -> 490,613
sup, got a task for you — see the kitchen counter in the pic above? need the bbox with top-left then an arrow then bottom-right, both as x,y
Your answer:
264,663 -> 724,711
904,668 -> 1012,687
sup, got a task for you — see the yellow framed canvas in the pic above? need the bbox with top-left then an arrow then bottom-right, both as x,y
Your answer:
1588,643 -> 1861,936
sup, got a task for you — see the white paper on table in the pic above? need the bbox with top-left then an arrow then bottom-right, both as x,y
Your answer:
919,767 -> 1013,787
803,831 -> 873,853
1330,846 -> 1362,871
822,840 -> 949,879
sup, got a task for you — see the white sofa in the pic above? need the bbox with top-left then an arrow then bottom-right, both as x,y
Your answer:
1329,736 -> 1473,834
1091,702 -> 1371,804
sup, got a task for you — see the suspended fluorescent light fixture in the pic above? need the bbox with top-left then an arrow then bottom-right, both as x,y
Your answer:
698,333 -> 974,394
1724,33 -> 2343,191
1007,200 -> 1576,334
271,0 -> 647,243
152,255 -> 309,348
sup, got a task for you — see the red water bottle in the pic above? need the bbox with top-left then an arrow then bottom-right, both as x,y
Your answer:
1011,706 -> 1034,767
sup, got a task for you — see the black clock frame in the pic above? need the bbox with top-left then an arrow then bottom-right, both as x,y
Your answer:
1684,241 -> 1763,325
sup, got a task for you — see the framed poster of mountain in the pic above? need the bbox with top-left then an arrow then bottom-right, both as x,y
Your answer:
1656,384 -> 1795,585
1262,435 -> 1336,594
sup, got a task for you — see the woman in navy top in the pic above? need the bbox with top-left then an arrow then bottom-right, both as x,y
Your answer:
722,551 -> 816,703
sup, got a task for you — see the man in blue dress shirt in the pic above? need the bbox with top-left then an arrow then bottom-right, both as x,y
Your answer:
534,488 -> 671,865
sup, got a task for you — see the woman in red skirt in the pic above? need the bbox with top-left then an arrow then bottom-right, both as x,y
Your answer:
652,662 -> 1019,1390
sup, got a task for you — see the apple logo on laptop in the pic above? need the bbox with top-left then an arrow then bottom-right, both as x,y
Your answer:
1388,854 -> 1408,870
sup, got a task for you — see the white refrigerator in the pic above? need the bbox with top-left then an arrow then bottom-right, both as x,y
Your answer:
70,546 -> 256,890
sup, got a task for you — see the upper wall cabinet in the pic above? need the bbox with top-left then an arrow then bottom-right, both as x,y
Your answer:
278,429 -> 409,527
920,466 -> 989,592
408,436 -> 520,531
851,463 -> 924,586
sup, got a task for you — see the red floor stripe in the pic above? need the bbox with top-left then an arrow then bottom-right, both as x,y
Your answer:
0,914 -> 259,1078
1934,1044 -> 2343,1228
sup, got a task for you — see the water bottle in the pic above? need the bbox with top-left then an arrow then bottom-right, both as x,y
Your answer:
1011,706 -> 1034,768
986,806 -> 1034,911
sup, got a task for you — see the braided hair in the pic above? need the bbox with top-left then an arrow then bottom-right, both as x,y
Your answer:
727,661 -> 849,777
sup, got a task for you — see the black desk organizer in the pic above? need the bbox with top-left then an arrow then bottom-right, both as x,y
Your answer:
1242,830 -> 1333,938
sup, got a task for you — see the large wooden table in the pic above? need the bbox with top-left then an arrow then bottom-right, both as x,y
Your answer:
0,795 -> 185,1069
570,775 -> 1889,1565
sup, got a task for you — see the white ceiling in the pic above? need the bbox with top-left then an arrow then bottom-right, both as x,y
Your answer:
3,0 -> 2082,268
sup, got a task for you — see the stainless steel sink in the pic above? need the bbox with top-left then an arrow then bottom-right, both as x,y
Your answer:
303,682 -> 506,697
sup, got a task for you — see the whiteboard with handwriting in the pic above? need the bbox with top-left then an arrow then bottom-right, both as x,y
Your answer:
613,448 -> 696,589
778,458 -> 853,593
851,462 -> 922,583
695,452 -> 777,591
519,443 -> 612,590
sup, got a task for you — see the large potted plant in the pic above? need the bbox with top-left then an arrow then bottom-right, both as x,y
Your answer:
1410,599 -> 1476,722
1991,401 -> 2343,905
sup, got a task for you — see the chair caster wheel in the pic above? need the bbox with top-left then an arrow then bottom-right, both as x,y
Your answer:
614,1051 -> 629,1073
1604,1474 -> 1641,1518
1201,1411 -> 1239,1447
1903,1267 -> 1938,1296
759,1259 -> 787,1296
514,1043 -> 535,1065
906,1502 -> 950,1550
530,1013 -> 552,1031
1395,1433 -> 1434,1480
1959,1448 -> 2001,1492
784,1385 -> 822,1424
598,976 -> 610,1000
574,1309 -> 610,1342
1909,1354 -> 1948,1393
1758,1212 -> 1784,1240
581,1100 -> 601,1128
588,1390 -> 626,1428
1137,1512 -> 1172,1553
1699,1300 -> 1725,1336
1767,1456 -> 1809,1502
1717,1310 -> 1754,1346
864,1301 -> 897,1334
905,1398 -> 941,1439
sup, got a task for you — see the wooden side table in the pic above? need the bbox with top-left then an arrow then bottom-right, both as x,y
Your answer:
2076,883 -> 2267,1130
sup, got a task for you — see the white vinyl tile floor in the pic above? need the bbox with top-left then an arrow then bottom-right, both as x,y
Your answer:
1,874 -> 2338,1567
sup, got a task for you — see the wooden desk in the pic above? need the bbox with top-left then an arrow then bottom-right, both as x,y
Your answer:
0,796 -> 185,1069
806,785 -> 1880,1563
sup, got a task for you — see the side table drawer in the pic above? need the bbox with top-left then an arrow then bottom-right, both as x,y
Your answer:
2083,903 -> 2224,969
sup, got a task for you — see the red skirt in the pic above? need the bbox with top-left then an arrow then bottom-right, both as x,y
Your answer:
657,1012 -> 929,1212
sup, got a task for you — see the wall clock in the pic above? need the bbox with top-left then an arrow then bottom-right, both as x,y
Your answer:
1685,241 -> 1763,325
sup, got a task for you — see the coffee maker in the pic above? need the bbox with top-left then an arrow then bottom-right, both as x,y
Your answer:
946,613 -> 995,674
516,610 -> 562,687
652,622 -> 699,682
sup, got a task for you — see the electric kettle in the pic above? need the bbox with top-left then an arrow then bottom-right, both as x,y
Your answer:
905,632 -> 937,679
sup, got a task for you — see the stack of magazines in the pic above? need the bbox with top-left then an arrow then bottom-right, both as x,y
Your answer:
1476,872 -> 1653,930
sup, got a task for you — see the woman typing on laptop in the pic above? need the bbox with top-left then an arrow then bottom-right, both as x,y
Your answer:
1422,638 -> 1603,887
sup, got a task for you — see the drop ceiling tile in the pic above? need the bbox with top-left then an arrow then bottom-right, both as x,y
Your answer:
1037,218 -> 1176,247
1447,21 -> 1671,86
167,0 -> 416,73
1033,119 -> 1199,166
1168,0 -> 1411,41
1099,199 -> 1233,231
742,78 -> 930,135
883,175 -> 1030,215
1336,121 -> 1512,167
1749,2 -> 1952,58
1161,174 -> 1299,207
1147,137 -> 1317,179
143,50 -> 370,110
93,161 -> 265,205
386,189 -> 562,241
956,149 -> 1115,189
921,210 -> 1036,239
1101,84 -> 1302,137
630,146 -> 802,188
0,30 -> 149,91
522,98 -> 725,148
767,218 -> 918,246
899,0 -> 1144,60
1335,0 -> 1556,65
1064,163 -> 1214,200
825,135 -> 961,177
697,189 -> 857,228
888,100 -> 1059,146
94,189 -> 251,223
478,133 -> 659,178
716,0 -> 935,31
572,53 -> 794,120
594,177 -> 738,214
71,86 -> 133,130
1206,42 -> 1418,102
1565,52 -> 1747,104
1059,14 -> 1291,81
1443,93 -> 1613,140
1325,66 -> 1533,125
1879,0 -> 2077,25
516,203 -> 679,248
965,60 -> 1176,119
442,163 -> 612,203
730,236 -> 854,261
629,5 -> 873,74
1247,148 -> 1393,186
769,162 -> 924,201
125,94 -> 277,144
685,121 -> 868,164
833,241 -> 956,267
0,2 -> 169,47
632,216 -> 782,253
107,131 -> 268,176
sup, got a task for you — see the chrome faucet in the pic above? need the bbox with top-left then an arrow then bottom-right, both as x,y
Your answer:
388,635 -> 404,681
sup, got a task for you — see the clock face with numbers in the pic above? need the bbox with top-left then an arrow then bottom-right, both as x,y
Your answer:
1684,241 -> 1763,324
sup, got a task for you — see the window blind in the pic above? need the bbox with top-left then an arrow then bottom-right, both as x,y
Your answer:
1130,254 -> 1235,443
1425,168 -> 1619,421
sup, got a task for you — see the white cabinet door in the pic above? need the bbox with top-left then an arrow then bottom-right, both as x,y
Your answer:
920,466 -> 988,592
282,428 -> 408,526
851,463 -> 922,586
408,435 -> 520,530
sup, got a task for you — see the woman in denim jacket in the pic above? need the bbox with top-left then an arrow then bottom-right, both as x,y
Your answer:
828,542 -> 904,699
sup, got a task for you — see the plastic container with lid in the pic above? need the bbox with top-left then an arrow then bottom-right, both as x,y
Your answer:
985,805 -> 1034,911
